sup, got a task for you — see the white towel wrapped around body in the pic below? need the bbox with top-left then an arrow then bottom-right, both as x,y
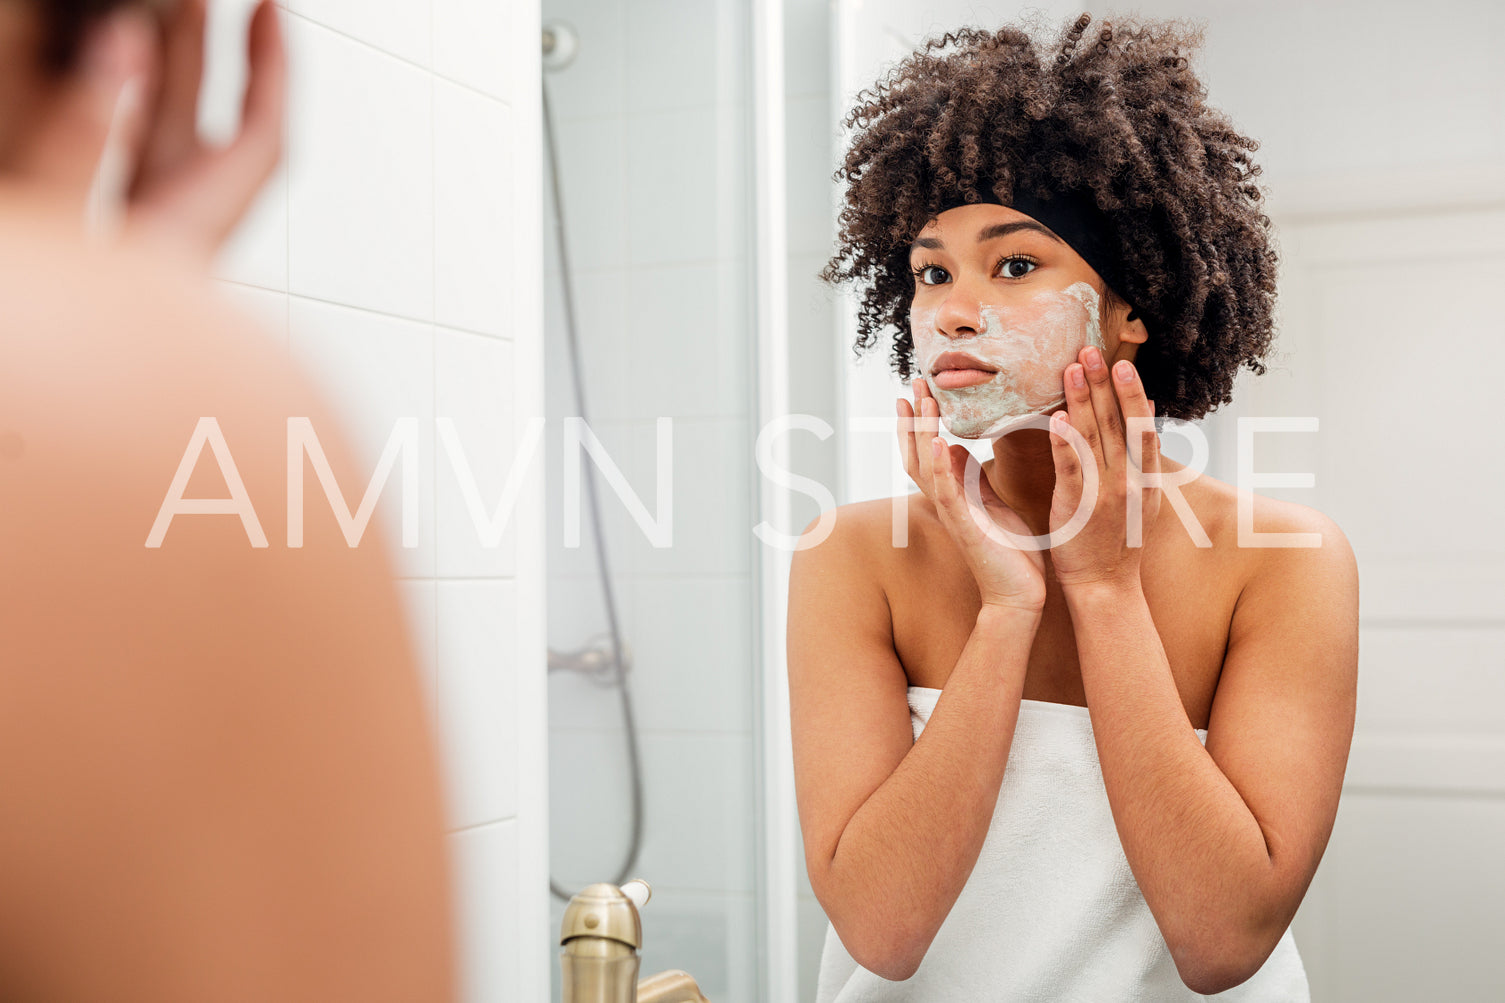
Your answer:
814,686 -> 1311,1002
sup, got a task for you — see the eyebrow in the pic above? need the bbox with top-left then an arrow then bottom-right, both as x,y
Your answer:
911,221 -> 1065,251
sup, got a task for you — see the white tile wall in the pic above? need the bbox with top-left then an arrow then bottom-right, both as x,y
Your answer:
593,418 -> 752,579
436,579 -> 520,828
288,296 -> 438,578
636,891 -> 757,1003
539,0 -> 625,120
635,734 -> 756,893
435,328 -> 519,578
624,261 -> 747,419
545,266 -> 631,418
286,14 -> 435,321
624,107 -> 739,267
548,114 -> 630,271
547,723 -> 635,889
622,0 -> 719,114
434,81 -> 514,338
216,161 -> 289,289
434,0 -> 514,100
625,576 -> 754,733
450,820 -> 523,1003
285,0 -> 432,67
210,1 -> 548,999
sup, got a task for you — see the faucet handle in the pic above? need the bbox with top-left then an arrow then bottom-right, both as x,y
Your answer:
559,882 -> 645,949
620,878 -> 652,912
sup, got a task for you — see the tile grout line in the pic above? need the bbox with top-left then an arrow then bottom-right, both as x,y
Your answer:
283,8 -> 513,110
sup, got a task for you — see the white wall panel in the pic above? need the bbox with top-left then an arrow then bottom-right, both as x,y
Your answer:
214,1 -> 549,998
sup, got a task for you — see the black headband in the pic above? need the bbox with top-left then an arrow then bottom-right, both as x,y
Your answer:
939,185 -> 1143,325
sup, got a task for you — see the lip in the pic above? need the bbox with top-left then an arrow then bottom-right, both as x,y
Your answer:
931,368 -> 995,389
930,351 -> 998,376
929,351 -> 998,390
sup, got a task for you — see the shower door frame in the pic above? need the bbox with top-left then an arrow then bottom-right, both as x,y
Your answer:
750,0 -> 800,1000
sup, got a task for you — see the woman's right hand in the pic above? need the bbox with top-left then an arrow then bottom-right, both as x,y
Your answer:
12,0 -> 286,264
897,380 -> 1047,612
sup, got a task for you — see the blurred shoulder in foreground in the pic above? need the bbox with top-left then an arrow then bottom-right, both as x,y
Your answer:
0,204 -> 456,1002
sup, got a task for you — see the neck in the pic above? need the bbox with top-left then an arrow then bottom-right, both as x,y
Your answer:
982,424 -> 1187,543
982,427 -> 1058,539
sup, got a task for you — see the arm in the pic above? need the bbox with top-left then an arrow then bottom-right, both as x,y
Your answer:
1063,507 -> 1358,995
788,506 -> 1042,982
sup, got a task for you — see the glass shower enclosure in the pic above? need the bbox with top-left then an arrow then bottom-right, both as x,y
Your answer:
541,1 -> 782,1000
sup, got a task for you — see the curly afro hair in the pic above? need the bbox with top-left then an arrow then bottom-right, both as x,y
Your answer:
821,12 -> 1279,421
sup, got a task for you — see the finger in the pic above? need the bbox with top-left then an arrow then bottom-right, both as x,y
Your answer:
896,397 -> 920,485
127,0 -> 286,254
1048,408 -> 1084,496
1080,346 -> 1124,470
928,438 -> 971,538
133,0 -> 207,188
11,12 -> 153,201
1111,360 -> 1158,474
914,394 -> 940,497
233,0 -> 287,175
1137,416 -> 1161,483
1063,361 -> 1106,472
946,443 -> 985,527
946,443 -> 1006,548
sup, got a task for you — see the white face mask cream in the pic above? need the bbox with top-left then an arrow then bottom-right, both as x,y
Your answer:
912,280 -> 1107,439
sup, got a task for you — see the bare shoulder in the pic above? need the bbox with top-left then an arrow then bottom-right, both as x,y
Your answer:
1200,464 -> 1350,556
0,228 -> 453,997
791,492 -> 942,591
1156,461 -> 1356,588
796,494 -> 911,564
0,224 -> 355,552
0,225 -> 302,435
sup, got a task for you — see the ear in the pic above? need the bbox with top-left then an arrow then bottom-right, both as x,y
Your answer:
1116,306 -> 1149,346
9,11 -> 154,203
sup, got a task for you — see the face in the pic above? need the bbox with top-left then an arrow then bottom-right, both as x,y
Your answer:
907,203 -> 1140,438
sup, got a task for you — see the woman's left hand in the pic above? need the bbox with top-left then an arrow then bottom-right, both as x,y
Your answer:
1046,346 -> 1162,591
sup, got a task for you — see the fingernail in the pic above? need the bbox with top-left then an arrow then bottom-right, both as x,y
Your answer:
1085,347 -> 1103,371
1115,360 -> 1134,383
1070,367 -> 1086,388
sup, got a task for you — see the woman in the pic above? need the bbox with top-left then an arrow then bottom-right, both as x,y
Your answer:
0,2 -> 454,999
789,14 -> 1357,1000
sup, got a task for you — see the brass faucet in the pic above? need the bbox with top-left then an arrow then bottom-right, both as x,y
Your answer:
559,880 -> 711,1003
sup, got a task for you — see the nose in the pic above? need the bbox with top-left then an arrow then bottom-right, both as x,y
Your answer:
933,282 -> 985,340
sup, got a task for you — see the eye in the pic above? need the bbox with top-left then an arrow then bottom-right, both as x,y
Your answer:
912,264 -> 950,286
998,256 -> 1038,279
